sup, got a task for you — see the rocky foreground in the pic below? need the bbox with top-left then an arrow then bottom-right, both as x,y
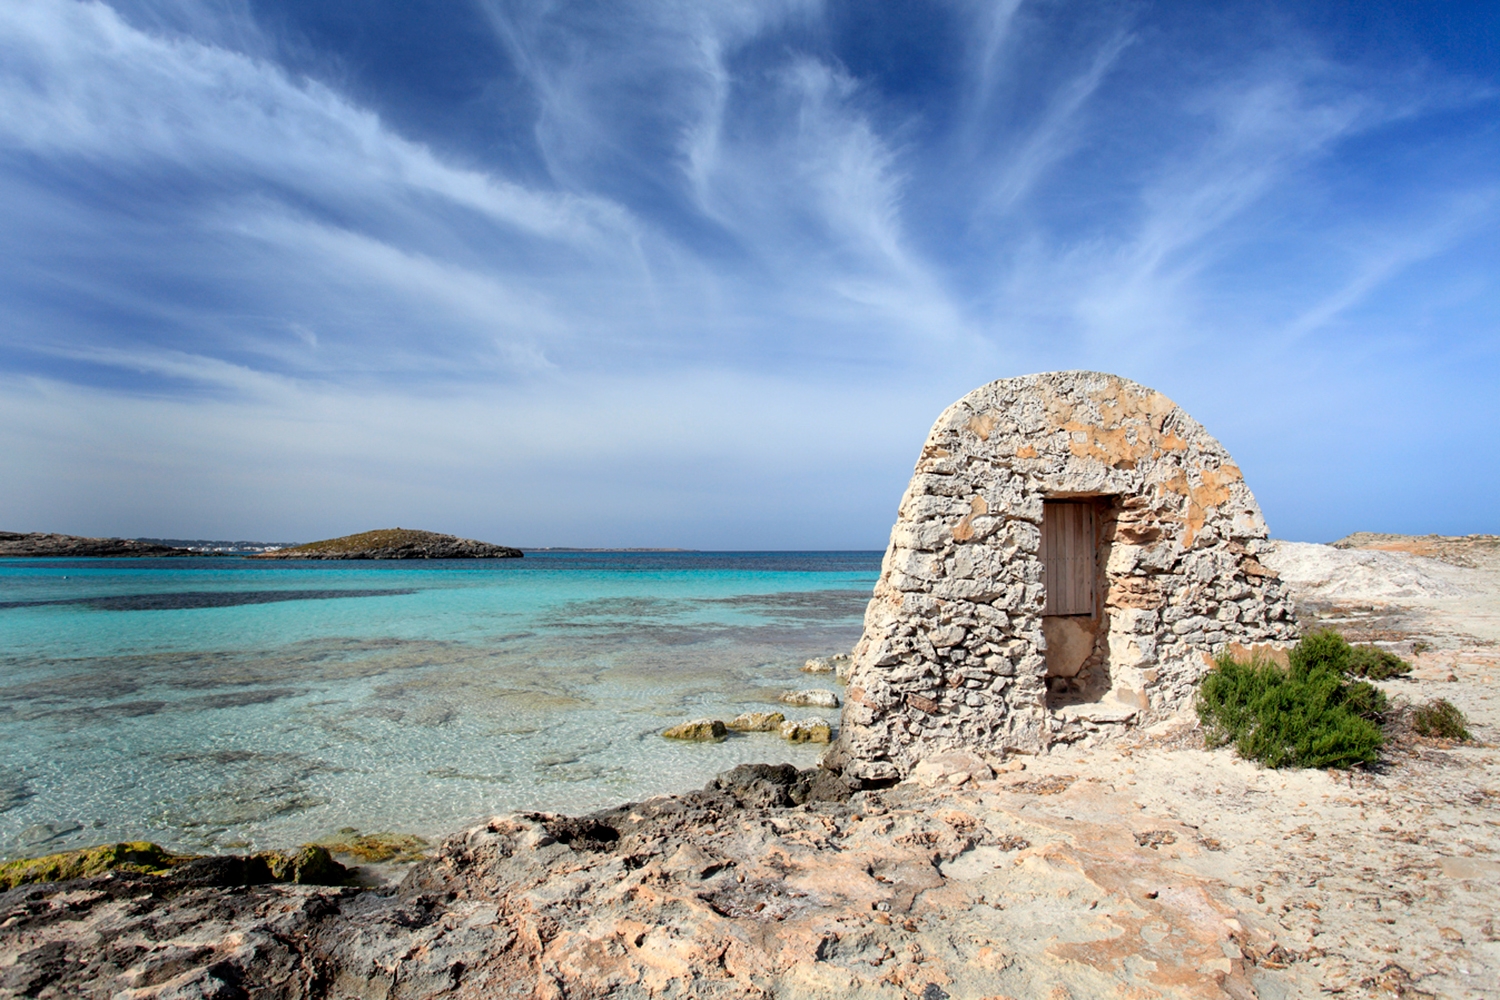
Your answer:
2,535 -> 1497,999
250,529 -> 522,560
0,532 -> 198,558
3,668 -> 1496,1000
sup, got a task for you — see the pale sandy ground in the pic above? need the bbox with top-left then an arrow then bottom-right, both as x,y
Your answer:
837,534 -> 1500,1000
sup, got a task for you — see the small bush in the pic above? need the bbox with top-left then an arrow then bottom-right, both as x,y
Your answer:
1289,629 -> 1411,681
1346,644 -> 1413,680
1411,699 -> 1471,741
1341,680 -> 1389,722
1198,633 -> 1386,769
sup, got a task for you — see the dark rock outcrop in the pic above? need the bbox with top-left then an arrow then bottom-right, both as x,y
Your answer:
250,528 -> 522,560
0,532 -> 199,558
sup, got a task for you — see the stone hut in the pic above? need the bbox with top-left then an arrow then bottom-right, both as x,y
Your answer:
827,371 -> 1297,784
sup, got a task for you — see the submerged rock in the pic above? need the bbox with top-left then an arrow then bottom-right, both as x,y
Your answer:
779,688 -> 840,709
779,717 -> 832,743
725,711 -> 785,732
314,831 -> 429,864
662,719 -> 728,741
801,652 -> 852,675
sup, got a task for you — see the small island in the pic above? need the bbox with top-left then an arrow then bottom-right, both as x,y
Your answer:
249,528 -> 522,560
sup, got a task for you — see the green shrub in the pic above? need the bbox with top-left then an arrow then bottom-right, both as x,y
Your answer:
1198,634 -> 1386,769
1411,699 -> 1471,741
1288,629 -> 1411,681
1341,680 -> 1389,722
1346,644 -> 1413,680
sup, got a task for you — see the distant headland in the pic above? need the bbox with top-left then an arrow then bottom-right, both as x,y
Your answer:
0,531 -> 205,558
1,528 -> 523,559
248,528 -> 522,560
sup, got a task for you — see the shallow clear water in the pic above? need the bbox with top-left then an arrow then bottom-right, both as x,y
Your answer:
0,552 -> 878,858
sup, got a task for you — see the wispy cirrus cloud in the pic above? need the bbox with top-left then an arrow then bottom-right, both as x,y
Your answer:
1,0 -> 1496,544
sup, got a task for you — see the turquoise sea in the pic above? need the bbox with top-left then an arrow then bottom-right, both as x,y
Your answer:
0,552 -> 879,859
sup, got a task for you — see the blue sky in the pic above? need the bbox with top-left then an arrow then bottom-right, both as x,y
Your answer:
1,0 -> 1496,548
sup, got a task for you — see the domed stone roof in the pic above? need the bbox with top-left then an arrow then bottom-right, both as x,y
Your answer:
827,371 -> 1297,784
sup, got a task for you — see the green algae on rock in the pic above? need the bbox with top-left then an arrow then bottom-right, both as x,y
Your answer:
261,845 -> 349,882
0,842 -> 348,890
779,718 -> 832,744
662,719 -> 728,741
0,842 -> 187,889
315,831 -> 430,864
725,711 -> 784,732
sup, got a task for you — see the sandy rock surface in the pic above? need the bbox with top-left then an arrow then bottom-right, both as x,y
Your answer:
1,535 -> 1497,999
1265,534 -> 1500,650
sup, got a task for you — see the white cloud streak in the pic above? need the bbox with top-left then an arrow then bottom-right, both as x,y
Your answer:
0,0 -> 1496,543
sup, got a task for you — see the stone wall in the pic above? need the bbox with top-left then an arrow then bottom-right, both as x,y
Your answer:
827,371 -> 1297,783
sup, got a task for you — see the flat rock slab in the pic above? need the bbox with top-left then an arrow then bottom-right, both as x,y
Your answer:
1053,700 -> 1139,724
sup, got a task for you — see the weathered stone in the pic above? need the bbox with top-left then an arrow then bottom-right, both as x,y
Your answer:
800,653 -> 851,674
661,719 -> 727,741
827,371 -> 1297,782
724,711 -> 784,732
778,689 -> 840,709
779,718 -> 832,743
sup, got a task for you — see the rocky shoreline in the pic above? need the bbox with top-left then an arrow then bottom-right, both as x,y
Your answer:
0,532 -> 201,558
4,691 -> 1496,1000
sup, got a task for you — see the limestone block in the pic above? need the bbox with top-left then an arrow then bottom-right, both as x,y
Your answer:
928,624 -> 966,648
889,548 -> 942,581
911,473 -> 967,497
890,520 -> 948,552
983,655 -> 1017,676
725,711 -> 785,732
779,718 -> 832,744
1111,608 -> 1159,634
887,571 -> 930,594
932,578 -> 1004,602
780,689 -> 840,709
662,719 -> 727,742
1230,508 -> 1267,538
1106,544 -> 1143,575
1108,631 -> 1157,668
1171,616 -> 1210,636
899,493 -> 968,523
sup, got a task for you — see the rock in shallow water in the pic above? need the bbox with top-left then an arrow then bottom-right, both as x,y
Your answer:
800,653 -> 851,674
725,711 -> 784,732
779,688 -> 840,708
661,718 -> 728,741
779,717 -> 832,743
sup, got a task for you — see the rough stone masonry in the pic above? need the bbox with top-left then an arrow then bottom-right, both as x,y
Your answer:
826,371 -> 1299,784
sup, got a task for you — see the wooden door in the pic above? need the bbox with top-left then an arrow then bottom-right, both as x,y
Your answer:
1042,501 -> 1096,616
